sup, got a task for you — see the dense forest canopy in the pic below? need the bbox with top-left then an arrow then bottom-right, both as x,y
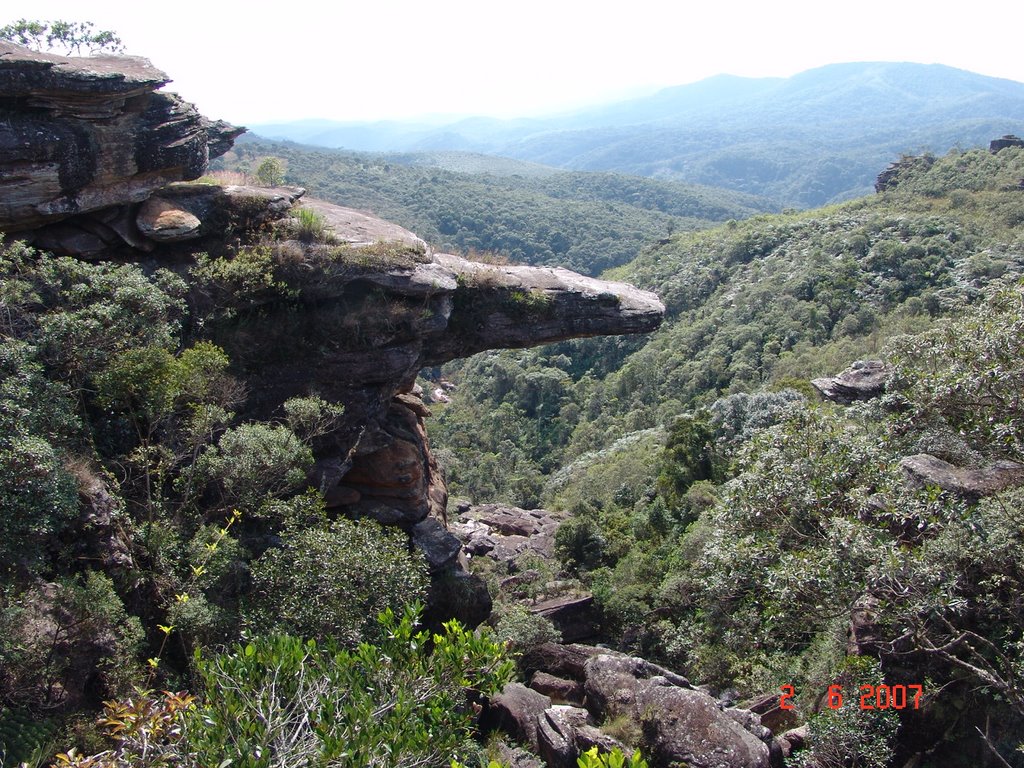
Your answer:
422,144 -> 1024,764
217,138 -> 776,275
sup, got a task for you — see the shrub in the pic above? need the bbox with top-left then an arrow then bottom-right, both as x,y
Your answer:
187,608 -> 512,767
254,158 -> 284,187
290,207 -> 334,244
492,604 -> 560,656
577,746 -> 648,768
791,657 -> 898,768
244,511 -> 429,645
193,423 -> 312,511
886,286 -> 1024,459
0,19 -> 123,54
554,516 -> 606,575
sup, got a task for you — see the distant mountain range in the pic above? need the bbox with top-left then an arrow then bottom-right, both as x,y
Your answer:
250,62 -> 1024,207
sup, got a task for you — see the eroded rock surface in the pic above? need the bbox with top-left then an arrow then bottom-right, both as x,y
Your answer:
0,41 -> 242,231
487,647 -> 771,768
451,504 -> 567,566
900,453 -> 1024,501
811,359 -> 890,404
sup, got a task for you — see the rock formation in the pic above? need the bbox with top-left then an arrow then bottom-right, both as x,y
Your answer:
874,153 -> 935,193
0,42 -> 242,232
485,646 -> 777,768
0,39 -> 665,633
900,453 -> 1024,501
990,134 -> 1024,153
811,359 -> 890,404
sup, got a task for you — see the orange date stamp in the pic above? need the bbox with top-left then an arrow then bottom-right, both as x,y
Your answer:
779,683 -> 923,711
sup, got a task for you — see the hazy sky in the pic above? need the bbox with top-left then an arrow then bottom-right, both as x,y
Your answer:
10,0 -> 1024,125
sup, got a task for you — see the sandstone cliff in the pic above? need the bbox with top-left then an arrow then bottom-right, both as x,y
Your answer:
0,41 -> 664,621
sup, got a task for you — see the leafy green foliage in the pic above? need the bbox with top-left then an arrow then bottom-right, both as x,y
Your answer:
253,157 -> 284,187
576,746 -> 648,768
244,507 -> 429,645
0,707 -> 57,768
492,604 -> 560,656
0,574 -> 144,712
886,286 -> 1024,460
193,423 -> 312,511
187,607 -> 513,768
0,19 -> 123,54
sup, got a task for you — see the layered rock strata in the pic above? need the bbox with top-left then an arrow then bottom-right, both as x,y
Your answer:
0,41 -> 242,232
0,41 -> 666,633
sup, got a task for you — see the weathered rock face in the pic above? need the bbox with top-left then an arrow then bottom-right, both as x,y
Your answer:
991,135 -> 1024,153
486,647 -> 772,768
0,41 -> 242,232
1,45 -> 665,645
811,359 -> 890,404
900,453 -> 1024,501
451,504 -> 567,566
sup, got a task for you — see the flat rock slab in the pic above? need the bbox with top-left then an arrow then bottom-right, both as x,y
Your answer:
299,198 -> 428,251
812,359 -> 890,404
901,453 -> 1024,500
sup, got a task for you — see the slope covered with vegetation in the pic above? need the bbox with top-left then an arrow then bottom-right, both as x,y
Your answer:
429,145 -> 1024,763
251,63 -> 1024,207
0,238 -> 511,767
432,146 -> 1024,502
218,138 -> 776,275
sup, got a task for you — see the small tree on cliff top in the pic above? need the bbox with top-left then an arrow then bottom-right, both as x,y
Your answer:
0,19 -> 124,54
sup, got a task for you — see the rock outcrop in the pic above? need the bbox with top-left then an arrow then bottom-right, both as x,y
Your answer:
874,153 -> 935,193
451,504 -> 567,566
990,135 -> 1024,153
486,646 -> 774,768
0,41 -> 242,232
0,41 -> 666,642
811,359 -> 890,404
900,453 -> 1024,501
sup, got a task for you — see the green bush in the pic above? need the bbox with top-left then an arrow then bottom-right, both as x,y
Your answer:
554,516 -> 607,575
791,657 -> 898,768
886,286 -> 1024,459
244,509 -> 429,645
188,607 -> 513,768
193,422 -> 312,511
576,746 -> 648,768
291,207 -> 334,243
492,604 -> 560,656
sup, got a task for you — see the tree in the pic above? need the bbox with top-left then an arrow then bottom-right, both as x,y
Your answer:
254,158 -> 285,187
0,19 -> 124,54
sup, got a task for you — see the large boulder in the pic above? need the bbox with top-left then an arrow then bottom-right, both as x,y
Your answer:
635,685 -> 771,768
486,683 -> 553,754
811,360 -> 890,404
519,643 -> 608,682
582,654 -> 768,768
530,595 -> 601,643
900,454 -> 1024,501
451,504 -> 567,571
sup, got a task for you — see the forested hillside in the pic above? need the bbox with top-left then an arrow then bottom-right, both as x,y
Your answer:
218,139 -> 776,275
428,144 -> 1024,763
252,63 -> 1024,207
428,143 -> 1024,765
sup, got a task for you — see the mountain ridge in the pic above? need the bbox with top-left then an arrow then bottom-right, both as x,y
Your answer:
251,62 -> 1024,207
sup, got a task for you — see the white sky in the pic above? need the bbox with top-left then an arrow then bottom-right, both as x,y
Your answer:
9,0 -> 1024,125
